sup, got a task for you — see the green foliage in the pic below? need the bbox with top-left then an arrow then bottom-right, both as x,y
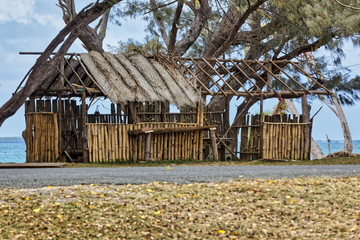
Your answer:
108,36 -> 165,55
108,0 -> 360,105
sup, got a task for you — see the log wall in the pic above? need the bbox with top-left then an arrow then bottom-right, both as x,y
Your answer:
24,113 -> 59,162
87,122 -> 202,163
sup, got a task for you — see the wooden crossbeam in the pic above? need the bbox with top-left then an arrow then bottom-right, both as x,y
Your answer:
128,125 -> 218,135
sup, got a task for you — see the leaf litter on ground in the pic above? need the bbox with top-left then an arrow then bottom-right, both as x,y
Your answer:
0,177 -> 359,239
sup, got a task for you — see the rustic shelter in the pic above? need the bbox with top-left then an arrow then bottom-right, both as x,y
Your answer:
18,52 -> 332,162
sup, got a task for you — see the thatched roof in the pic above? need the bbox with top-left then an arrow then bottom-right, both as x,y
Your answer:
25,52 -> 332,103
80,52 -> 201,106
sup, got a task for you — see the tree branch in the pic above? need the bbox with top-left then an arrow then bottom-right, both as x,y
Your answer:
168,0 -> 184,54
173,0 -> 211,56
150,0 -> 170,46
276,35 -> 334,61
0,0 -> 123,126
212,0 -> 267,58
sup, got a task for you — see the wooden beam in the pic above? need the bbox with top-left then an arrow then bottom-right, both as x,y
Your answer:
200,90 -> 331,97
128,125 -> 218,136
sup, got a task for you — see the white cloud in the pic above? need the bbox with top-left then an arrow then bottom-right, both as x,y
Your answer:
33,13 -> 64,29
0,0 -> 62,29
0,0 -> 36,24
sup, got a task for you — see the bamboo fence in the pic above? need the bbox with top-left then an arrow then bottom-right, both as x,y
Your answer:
86,122 -> 203,163
262,122 -> 311,160
24,113 -> 59,162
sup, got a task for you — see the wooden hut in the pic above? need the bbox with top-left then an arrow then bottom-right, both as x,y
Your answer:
19,52 -> 332,162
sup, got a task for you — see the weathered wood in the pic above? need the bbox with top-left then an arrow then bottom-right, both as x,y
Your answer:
82,91 -> 88,162
302,95 -> 311,159
209,128 -> 219,161
0,163 -> 67,168
128,125 -> 217,135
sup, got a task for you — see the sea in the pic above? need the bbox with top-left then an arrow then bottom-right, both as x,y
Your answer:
0,137 -> 359,163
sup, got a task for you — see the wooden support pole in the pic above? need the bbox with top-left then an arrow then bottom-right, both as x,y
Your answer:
197,102 -> 204,160
301,95 -> 311,159
259,93 -> 264,159
57,97 -> 63,161
210,128 -> 219,161
160,102 -> 167,122
224,96 -> 230,131
81,91 -> 88,162
266,63 -> 272,91
145,133 -> 152,161
133,136 -> 138,162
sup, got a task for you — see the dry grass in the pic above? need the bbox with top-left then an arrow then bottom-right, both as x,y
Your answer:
1,177 -> 359,239
66,156 -> 360,168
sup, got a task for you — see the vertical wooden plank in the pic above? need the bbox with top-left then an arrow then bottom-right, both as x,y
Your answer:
145,133 -> 152,161
81,92 -> 88,162
210,128 -> 219,161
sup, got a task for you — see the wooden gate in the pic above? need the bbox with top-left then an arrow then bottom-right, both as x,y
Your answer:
24,113 -> 59,162
239,114 -> 311,160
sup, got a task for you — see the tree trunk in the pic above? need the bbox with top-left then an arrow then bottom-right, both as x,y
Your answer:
304,52 -> 353,153
0,0 -> 122,126
332,96 -> 353,152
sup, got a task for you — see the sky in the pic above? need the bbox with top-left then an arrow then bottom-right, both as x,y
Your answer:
0,0 -> 359,140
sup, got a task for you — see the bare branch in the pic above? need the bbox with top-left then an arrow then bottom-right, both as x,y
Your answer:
168,0 -> 184,54
173,0 -> 211,55
334,0 -> 360,10
276,34 -> 334,61
212,0 -> 268,58
97,9 -> 111,43
143,0 -> 177,15
57,0 -> 76,23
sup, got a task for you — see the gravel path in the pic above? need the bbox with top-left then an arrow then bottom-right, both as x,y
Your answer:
1,165 -> 359,189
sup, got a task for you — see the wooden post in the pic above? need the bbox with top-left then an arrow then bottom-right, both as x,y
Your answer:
132,136 -> 138,162
210,128 -> 219,161
301,95 -> 311,159
197,102 -> 204,160
224,96 -> 230,130
259,94 -> 264,159
57,96 -> 63,161
81,91 -> 88,162
266,63 -> 272,91
27,96 -> 36,113
160,102 -> 167,122
145,132 -> 153,161
128,101 -> 139,124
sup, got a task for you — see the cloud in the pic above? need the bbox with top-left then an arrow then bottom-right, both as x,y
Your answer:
0,0 -> 62,29
0,0 -> 36,24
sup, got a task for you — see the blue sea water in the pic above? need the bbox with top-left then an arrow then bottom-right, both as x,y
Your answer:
0,137 -> 359,163
0,137 -> 26,163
